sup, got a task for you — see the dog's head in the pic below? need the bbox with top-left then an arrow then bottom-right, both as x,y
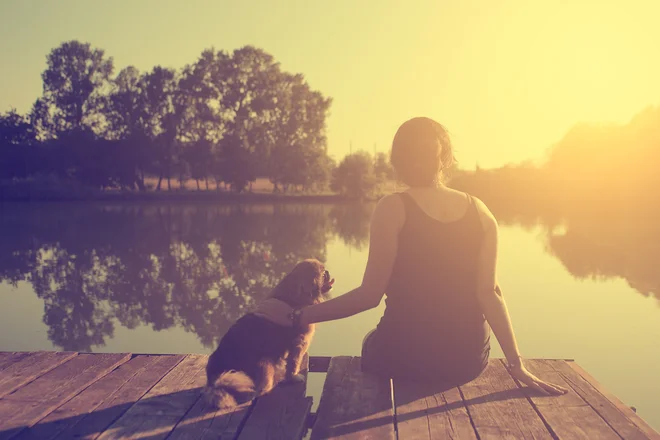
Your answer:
270,259 -> 334,308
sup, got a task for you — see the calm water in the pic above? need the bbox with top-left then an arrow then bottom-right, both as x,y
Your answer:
1,201 -> 659,429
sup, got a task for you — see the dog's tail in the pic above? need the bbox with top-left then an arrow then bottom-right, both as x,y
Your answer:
203,370 -> 256,409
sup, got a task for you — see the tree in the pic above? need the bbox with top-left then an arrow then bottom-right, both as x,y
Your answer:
181,49 -> 232,189
215,46 -> 283,191
331,151 -> 378,199
106,66 -> 145,140
373,152 -> 394,181
140,66 -> 179,190
3,42 -> 337,196
0,109 -> 34,145
373,151 -> 395,194
266,73 -> 333,192
0,109 -> 36,180
105,66 -> 153,190
40,40 -> 114,135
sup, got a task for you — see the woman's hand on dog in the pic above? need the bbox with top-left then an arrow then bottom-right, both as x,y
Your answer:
253,298 -> 295,327
508,362 -> 569,396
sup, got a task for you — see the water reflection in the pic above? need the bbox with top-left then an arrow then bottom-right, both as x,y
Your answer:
0,202 -> 369,351
486,197 -> 660,305
0,199 -> 658,352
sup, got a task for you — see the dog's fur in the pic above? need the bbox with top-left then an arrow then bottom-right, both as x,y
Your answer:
203,259 -> 333,409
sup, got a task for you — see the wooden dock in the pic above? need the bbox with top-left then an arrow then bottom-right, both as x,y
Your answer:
0,352 -> 657,439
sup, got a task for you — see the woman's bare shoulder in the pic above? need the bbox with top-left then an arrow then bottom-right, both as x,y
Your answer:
377,192 -> 405,207
372,193 -> 406,229
469,195 -> 498,231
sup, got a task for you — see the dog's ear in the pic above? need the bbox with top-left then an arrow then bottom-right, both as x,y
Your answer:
298,273 -> 322,300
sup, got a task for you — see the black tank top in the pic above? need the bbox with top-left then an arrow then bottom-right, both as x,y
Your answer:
366,191 -> 490,383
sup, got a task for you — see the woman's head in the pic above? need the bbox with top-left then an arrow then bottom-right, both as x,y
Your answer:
390,117 -> 455,187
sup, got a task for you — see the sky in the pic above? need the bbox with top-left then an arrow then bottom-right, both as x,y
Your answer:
1,0 -> 660,169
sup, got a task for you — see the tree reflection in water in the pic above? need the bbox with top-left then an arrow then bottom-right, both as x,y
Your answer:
0,203 -> 352,351
487,197 -> 660,306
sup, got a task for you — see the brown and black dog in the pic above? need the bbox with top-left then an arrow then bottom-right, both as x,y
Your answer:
203,259 -> 334,409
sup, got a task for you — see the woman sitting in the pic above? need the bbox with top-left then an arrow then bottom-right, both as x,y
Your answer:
256,117 -> 567,395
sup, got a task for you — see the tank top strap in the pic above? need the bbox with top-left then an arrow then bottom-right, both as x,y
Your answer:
398,192 -> 417,219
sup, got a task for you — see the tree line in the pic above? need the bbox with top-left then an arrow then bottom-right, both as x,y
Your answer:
0,40 -> 339,194
450,104 -> 660,217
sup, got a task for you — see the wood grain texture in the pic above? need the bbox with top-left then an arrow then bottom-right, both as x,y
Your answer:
14,354 -> 183,440
0,352 -> 78,398
309,356 -> 331,373
549,360 -> 653,440
0,353 -> 32,372
238,397 -> 312,440
237,354 -> 312,440
59,354 -> 185,440
2,353 -> 657,440
567,361 -> 659,440
0,353 -> 130,440
459,360 -> 552,439
395,381 -> 477,439
514,359 -> 620,440
310,356 -> 395,440
166,395 -> 253,440
96,354 -> 207,440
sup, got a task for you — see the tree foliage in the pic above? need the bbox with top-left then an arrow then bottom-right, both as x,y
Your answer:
331,151 -> 378,199
0,40 -> 335,195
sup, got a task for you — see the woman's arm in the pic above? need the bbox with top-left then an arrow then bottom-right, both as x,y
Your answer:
254,194 -> 403,327
298,194 -> 403,325
473,203 -> 523,366
474,198 -> 568,395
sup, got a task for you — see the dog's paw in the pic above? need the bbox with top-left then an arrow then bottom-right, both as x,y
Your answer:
282,373 -> 306,385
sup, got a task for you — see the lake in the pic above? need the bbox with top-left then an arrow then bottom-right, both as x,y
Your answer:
1,201 -> 659,430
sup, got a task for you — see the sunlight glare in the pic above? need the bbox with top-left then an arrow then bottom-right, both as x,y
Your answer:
524,3 -> 658,126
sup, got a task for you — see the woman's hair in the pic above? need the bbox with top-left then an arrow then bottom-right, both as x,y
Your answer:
390,117 -> 455,187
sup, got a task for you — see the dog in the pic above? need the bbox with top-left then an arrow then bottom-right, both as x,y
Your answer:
203,259 -> 334,409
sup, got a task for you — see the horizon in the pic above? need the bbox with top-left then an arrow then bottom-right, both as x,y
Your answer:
2,0 -> 660,169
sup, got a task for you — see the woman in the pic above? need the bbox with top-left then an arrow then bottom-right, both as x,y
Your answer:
256,117 -> 567,395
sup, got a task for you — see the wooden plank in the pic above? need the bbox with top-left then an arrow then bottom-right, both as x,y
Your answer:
0,353 -> 31,371
310,356 -> 395,440
0,352 -> 78,398
237,354 -> 312,440
0,353 -> 130,440
239,397 -> 312,440
513,359 -> 620,440
165,396 -> 253,440
168,354 -> 313,440
394,380 -> 477,439
566,361 -> 660,440
544,360 -> 655,440
309,356 -> 331,373
458,360 -> 552,439
15,354 -> 183,440
96,354 -> 207,440
58,354 -> 184,440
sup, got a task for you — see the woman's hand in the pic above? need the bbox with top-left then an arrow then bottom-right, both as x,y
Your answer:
508,362 -> 569,396
253,298 -> 295,327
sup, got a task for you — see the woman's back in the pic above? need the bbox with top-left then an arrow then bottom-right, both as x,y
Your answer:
363,188 -> 491,383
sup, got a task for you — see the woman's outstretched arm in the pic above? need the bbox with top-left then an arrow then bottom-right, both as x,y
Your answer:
474,198 -> 568,395
474,202 -> 523,365
254,194 -> 404,326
